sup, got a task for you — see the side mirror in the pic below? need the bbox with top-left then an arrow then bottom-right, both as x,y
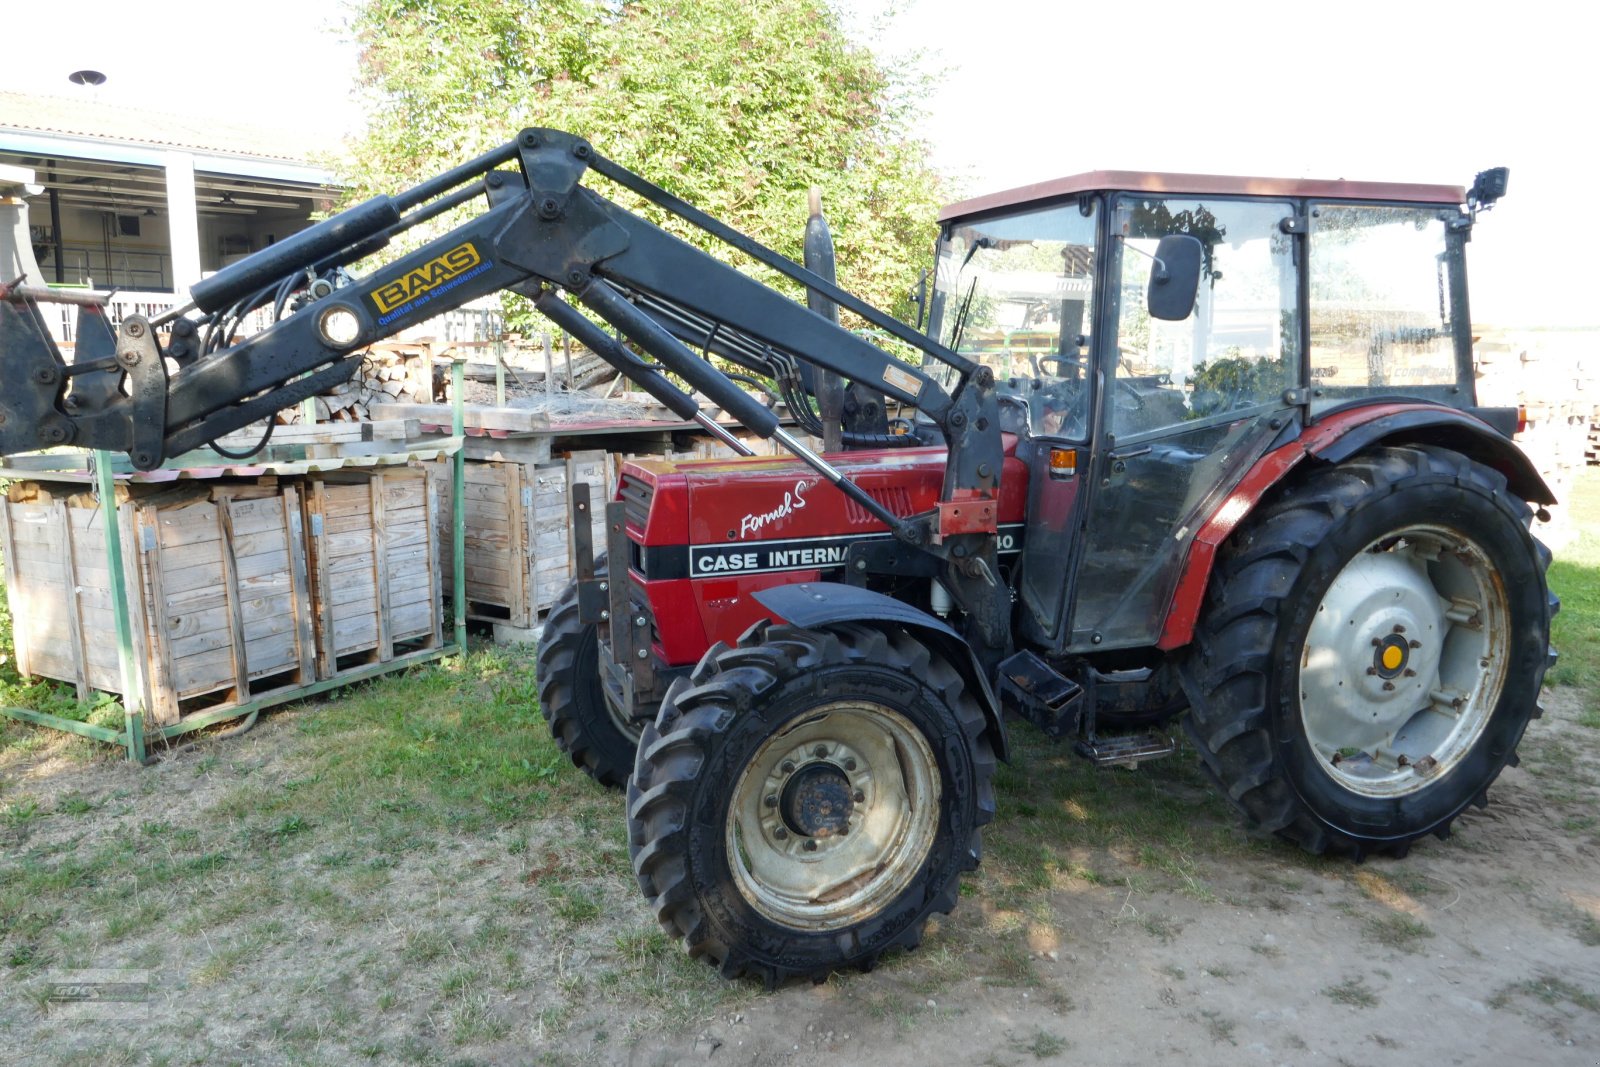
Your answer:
1145,234 -> 1203,321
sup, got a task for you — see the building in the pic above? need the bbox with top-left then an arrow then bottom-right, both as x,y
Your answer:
0,89 -> 335,340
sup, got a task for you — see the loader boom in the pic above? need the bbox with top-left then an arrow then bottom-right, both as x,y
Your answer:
0,128 -> 1011,656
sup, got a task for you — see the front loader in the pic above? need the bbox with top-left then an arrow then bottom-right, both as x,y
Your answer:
0,136 -> 1554,987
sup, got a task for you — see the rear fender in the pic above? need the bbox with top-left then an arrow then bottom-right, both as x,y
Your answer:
1157,403 -> 1555,651
752,582 -> 1009,762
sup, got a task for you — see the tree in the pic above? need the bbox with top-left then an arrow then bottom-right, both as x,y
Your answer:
344,0 -> 945,325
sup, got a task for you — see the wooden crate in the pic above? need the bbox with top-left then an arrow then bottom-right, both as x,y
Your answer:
434,450 -> 611,628
303,465 -> 443,676
0,485 -> 316,726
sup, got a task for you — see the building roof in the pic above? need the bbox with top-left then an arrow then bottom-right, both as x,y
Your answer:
940,170 -> 1466,223
0,90 -> 329,165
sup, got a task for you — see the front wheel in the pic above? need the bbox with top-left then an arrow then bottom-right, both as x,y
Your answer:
535,556 -> 645,788
1181,446 -> 1555,857
628,621 -> 995,986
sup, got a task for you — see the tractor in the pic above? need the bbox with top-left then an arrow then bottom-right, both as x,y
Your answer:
0,133 -> 1553,988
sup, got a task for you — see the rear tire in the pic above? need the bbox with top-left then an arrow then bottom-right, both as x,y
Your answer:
1180,446 -> 1555,857
535,556 -> 642,789
628,620 -> 995,986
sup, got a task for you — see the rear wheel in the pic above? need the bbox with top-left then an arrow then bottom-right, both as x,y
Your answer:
535,556 -> 643,788
628,621 -> 994,986
1181,446 -> 1554,857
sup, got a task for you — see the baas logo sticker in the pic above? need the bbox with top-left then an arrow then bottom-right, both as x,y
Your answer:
370,242 -> 486,318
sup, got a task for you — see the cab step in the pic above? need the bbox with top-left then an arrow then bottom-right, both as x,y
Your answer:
996,649 -> 1083,739
1074,732 -> 1176,769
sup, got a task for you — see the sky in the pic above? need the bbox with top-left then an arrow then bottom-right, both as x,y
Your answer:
4,0 -> 1595,327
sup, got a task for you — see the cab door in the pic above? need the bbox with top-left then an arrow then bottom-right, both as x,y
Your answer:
1064,195 -> 1303,652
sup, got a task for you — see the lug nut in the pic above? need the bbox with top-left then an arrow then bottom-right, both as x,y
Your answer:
781,760 -> 796,775
842,757 -> 856,772
1392,624 -> 1406,634
837,825 -> 849,836
853,790 -> 865,803
802,839 -> 818,852
765,794 -> 778,808
1410,640 -> 1422,649
1382,681 -> 1396,691
774,827 -> 788,840
813,745 -> 829,758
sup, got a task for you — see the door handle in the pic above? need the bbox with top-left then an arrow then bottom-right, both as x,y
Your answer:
1107,444 -> 1151,475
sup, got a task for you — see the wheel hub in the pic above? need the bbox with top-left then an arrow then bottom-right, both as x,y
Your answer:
1372,632 -> 1411,680
780,762 -> 854,838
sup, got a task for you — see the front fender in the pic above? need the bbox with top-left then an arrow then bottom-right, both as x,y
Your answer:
752,582 -> 1009,762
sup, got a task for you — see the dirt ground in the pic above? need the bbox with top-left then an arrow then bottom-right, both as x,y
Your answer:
2,677 -> 1596,1067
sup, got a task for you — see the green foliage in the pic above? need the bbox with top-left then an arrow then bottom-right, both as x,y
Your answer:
345,0 -> 945,328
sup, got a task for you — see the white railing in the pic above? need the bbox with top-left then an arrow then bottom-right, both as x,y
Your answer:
38,290 -> 505,351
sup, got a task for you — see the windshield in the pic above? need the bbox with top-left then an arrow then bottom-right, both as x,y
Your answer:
928,200 -> 1098,439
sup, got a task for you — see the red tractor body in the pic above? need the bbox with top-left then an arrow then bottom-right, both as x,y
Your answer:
618,439 -> 1031,663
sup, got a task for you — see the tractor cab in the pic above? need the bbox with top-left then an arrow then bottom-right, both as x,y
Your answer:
927,171 -> 1494,656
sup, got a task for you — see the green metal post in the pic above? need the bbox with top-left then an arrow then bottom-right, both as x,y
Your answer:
94,451 -> 145,763
493,314 -> 506,408
451,357 -> 467,654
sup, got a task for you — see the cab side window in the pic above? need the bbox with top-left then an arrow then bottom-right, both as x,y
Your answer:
1112,198 -> 1298,439
1308,205 -> 1456,411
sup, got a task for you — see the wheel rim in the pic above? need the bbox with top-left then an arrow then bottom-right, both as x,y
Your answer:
1298,523 -> 1510,798
724,703 -> 941,931
594,635 -> 643,745
603,685 -> 643,745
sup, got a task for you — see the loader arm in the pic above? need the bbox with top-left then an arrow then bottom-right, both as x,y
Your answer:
0,128 -> 1010,655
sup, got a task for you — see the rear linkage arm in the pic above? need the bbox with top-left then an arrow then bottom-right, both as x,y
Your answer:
0,128 -> 1008,653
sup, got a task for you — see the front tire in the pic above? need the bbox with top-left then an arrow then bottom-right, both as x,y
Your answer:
628,620 -> 995,985
535,556 -> 643,788
1181,446 -> 1555,857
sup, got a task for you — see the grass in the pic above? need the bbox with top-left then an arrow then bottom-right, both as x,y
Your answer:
1547,470 -> 1600,715
1491,973 -> 1600,1015
0,642 -> 730,1062
1009,1029 -> 1069,1059
1323,976 -> 1380,1008
1360,913 -> 1434,952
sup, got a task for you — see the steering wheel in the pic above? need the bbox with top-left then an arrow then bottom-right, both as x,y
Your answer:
1032,352 -> 1088,378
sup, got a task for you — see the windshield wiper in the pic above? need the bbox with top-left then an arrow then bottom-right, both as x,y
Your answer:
946,237 -> 992,351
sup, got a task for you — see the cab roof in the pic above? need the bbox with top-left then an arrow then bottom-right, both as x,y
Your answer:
938,170 -> 1466,223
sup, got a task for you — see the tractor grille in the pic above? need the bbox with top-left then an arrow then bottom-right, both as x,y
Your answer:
620,473 -> 653,530
843,486 -> 914,526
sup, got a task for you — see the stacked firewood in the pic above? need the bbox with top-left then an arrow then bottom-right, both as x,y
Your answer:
280,341 -> 441,424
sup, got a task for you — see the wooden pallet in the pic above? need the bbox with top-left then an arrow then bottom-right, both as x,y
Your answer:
303,465 -> 443,676
432,450 -> 611,629
0,484 -> 317,727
